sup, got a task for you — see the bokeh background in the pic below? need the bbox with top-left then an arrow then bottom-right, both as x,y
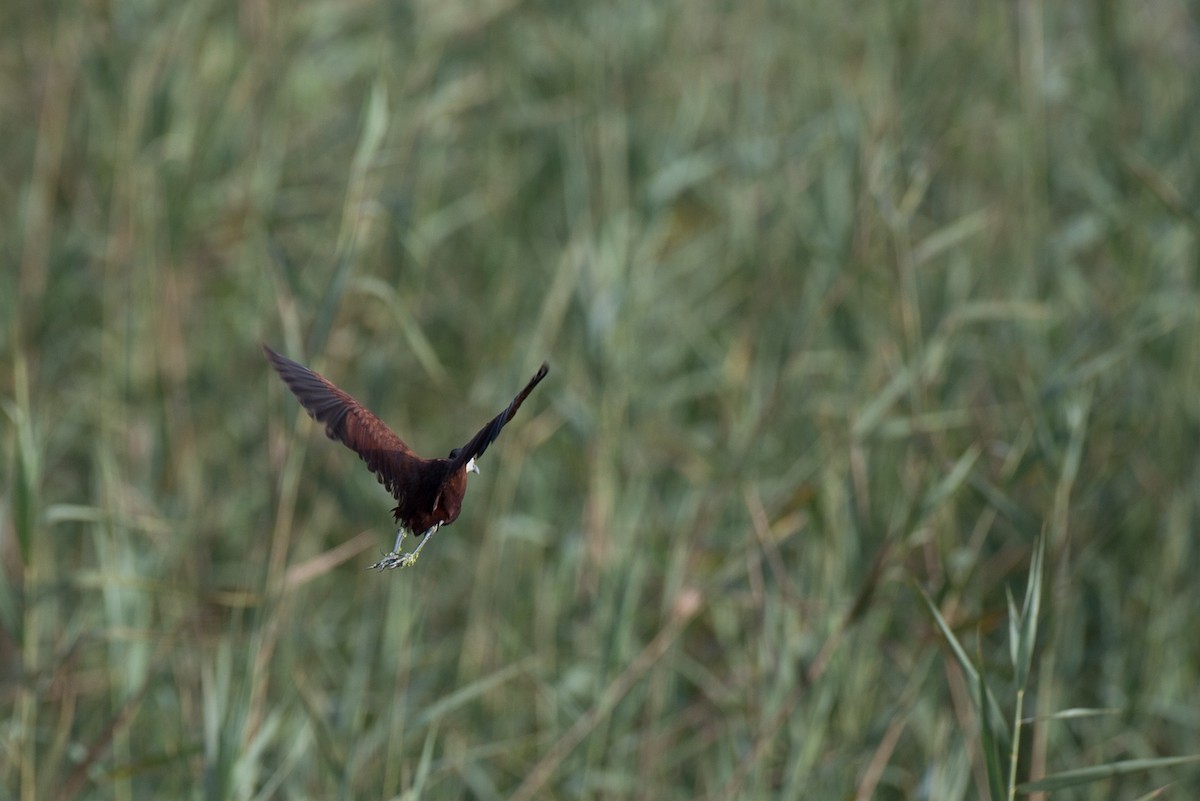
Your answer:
3,1 -> 1199,798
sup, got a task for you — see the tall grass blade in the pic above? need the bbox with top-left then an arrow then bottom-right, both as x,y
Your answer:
403,723 -> 439,801
1022,707 -> 1120,724
1012,536 -> 1045,690
8,351 -> 38,565
1016,755 -> 1200,793
920,443 -> 982,518
977,664 -> 1007,801
917,585 -> 1011,748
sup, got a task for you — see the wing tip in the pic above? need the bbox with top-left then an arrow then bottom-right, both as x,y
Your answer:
263,343 -> 288,368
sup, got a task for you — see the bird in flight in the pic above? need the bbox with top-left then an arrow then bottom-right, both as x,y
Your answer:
264,345 -> 549,570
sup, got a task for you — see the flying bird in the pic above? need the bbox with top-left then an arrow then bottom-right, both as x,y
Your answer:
264,345 -> 548,570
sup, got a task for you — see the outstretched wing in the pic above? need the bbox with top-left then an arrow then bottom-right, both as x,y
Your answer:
448,362 -> 549,472
263,345 -> 421,501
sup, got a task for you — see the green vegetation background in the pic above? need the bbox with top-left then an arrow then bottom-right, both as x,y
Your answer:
3,1 -> 1198,798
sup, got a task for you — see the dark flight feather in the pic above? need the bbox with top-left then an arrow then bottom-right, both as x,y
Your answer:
447,362 -> 549,472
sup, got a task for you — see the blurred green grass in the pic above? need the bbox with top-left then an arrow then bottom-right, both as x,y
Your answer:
3,0 -> 1199,798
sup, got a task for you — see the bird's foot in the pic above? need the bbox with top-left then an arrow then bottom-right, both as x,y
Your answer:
368,528 -> 412,569
369,523 -> 440,571
367,548 -> 422,570
369,552 -> 406,570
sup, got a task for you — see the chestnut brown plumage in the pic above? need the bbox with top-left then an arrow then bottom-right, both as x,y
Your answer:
264,345 -> 548,569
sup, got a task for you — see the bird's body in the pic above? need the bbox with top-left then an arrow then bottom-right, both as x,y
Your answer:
264,345 -> 548,569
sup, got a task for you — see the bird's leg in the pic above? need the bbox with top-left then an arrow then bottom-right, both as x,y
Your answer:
369,527 -> 411,571
398,522 -> 442,568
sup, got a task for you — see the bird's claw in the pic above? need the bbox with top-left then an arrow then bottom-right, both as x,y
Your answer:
370,523 -> 439,571
369,552 -> 404,570
368,550 -> 420,570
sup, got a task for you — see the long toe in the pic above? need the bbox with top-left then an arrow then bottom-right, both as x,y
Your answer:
370,552 -> 405,570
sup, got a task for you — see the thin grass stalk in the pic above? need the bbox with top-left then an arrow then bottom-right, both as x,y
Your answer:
1007,685 -> 1024,801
